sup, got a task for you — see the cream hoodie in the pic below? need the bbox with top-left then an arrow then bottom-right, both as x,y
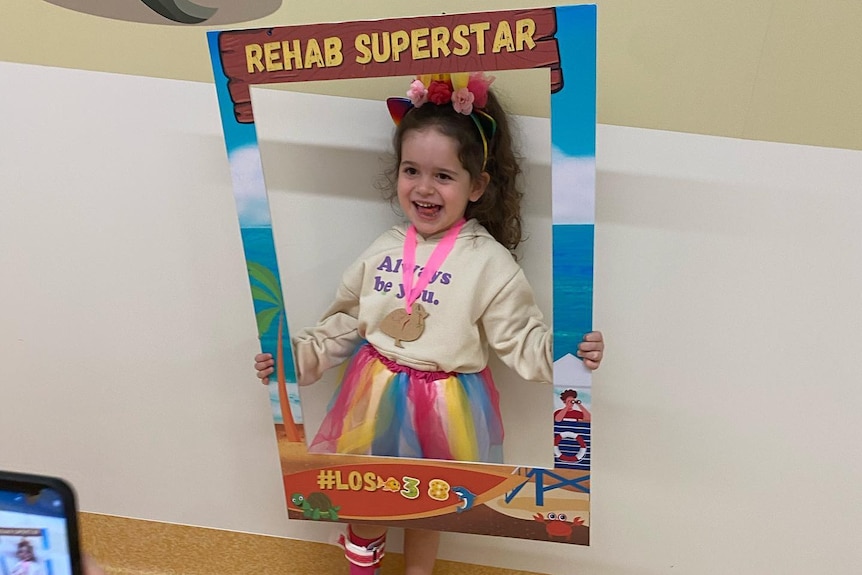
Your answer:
293,219 -> 553,385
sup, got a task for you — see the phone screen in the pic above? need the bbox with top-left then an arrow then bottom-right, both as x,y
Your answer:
0,478 -> 79,575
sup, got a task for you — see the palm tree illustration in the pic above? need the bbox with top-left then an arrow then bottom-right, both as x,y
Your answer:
248,261 -> 303,443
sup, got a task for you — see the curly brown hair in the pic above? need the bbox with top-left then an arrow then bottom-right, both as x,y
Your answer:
382,90 -> 524,251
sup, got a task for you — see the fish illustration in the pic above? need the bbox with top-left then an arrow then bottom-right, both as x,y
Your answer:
377,476 -> 401,492
451,486 -> 476,513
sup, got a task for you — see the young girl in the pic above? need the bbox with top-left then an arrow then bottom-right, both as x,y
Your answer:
12,540 -> 44,575
254,72 -> 604,575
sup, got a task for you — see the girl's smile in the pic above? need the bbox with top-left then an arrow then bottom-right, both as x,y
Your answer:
397,128 -> 488,237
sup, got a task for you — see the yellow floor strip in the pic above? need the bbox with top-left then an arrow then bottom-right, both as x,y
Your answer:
79,512 -> 546,575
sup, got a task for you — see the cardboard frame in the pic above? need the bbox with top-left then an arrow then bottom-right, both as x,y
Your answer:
208,5 -> 596,545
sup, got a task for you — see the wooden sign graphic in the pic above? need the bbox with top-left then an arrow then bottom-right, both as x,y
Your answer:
216,8 -> 562,123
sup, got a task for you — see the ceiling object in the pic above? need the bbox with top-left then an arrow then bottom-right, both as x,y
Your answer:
43,0 -> 281,25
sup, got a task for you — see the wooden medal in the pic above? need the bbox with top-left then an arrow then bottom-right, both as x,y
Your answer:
380,303 -> 429,348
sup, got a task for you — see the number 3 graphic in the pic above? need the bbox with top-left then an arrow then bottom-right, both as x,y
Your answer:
400,476 -> 420,500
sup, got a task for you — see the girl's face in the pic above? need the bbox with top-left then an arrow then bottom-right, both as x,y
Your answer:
397,127 -> 488,238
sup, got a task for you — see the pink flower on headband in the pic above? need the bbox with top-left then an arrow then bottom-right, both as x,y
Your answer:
451,87 -> 475,115
466,72 -> 495,108
427,80 -> 453,105
406,79 -> 428,107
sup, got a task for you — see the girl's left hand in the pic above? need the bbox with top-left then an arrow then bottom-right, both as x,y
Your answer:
254,353 -> 275,385
577,331 -> 604,370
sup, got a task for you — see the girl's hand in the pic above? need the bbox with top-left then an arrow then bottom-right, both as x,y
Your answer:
577,331 -> 604,370
254,353 -> 275,385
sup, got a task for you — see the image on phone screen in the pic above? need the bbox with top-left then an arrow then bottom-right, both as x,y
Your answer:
0,485 -> 75,575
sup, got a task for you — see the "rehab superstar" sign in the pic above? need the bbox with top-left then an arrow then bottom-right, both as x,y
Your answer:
215,8 -> 562,123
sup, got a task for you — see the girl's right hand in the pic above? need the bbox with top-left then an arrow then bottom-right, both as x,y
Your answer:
254,353 -> 275,385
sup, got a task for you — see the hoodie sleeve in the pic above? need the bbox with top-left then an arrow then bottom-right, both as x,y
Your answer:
479,268 -> 553,384
291,260 -> 364,386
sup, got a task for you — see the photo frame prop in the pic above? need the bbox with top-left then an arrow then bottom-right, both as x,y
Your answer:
208,5 -> 596,545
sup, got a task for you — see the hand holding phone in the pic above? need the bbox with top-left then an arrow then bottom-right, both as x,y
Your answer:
0,471 -> 83,575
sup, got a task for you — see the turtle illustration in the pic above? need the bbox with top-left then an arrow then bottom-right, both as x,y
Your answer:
291,492 -> 340,521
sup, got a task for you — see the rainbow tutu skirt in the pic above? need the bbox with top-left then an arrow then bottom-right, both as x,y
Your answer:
308,344 -> 504,463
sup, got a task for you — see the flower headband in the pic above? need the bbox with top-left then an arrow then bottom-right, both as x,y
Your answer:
386,72 -> 497,170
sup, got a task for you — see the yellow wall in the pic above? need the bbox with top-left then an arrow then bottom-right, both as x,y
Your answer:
1,0 -> 861,149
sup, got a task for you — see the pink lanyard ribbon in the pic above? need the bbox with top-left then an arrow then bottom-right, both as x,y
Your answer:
402,219 -> 465,314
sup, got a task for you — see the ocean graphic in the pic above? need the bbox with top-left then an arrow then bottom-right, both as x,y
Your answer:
552,224 -> 594,359
271,385 -> 303,424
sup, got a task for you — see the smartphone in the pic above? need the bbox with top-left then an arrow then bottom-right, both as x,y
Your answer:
0,471 -> 83,575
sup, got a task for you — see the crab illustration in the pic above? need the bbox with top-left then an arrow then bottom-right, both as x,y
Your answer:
533,512 -> 584,539
291,492 -> 340,521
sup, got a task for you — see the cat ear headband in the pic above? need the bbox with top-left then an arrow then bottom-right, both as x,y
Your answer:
386,72 -> 497,170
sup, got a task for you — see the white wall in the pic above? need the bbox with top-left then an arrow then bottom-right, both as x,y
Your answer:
1,62 -> 861,574
249,81 -> 555,470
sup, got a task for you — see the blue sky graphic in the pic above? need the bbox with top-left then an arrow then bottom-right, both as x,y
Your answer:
208,32 -> 257,155
551,5 -> 597,158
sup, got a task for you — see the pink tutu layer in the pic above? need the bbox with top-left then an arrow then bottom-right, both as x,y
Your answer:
308,344 -> 504,463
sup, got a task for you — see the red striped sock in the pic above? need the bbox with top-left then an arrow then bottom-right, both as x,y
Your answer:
345,527 -> 385,575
